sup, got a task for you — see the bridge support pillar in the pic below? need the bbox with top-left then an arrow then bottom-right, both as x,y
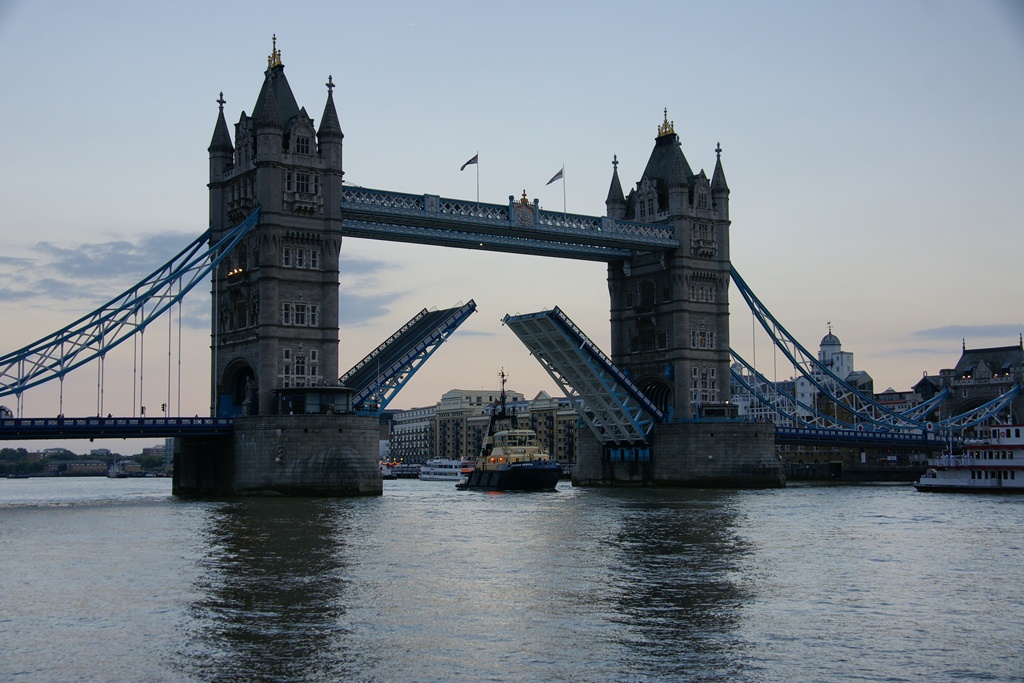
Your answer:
174,414 -> 382,496
572,421 -> 783,488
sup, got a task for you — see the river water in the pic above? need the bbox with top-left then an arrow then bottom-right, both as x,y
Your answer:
1,477 -> 1021,682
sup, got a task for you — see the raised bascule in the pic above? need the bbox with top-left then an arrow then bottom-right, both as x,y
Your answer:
3,38 -> 1019,494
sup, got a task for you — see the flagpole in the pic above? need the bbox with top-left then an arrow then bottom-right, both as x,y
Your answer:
475,151 -> 480,205
561,165 -> 566,216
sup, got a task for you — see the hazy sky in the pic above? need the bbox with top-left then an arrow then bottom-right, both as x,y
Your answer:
1,1 -> 1022,452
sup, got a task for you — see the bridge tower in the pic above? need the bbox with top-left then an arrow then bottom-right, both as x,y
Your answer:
606,112 -> 732,420
176,38 -> 380,496
207,37 -> 346,418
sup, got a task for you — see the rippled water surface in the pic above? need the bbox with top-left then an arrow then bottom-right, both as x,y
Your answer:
1,477 -> 1022,682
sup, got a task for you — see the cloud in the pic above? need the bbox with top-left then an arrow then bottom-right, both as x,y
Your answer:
2,233 -> 202,310
339,292 -> 396,327
912,324 -> 1023,342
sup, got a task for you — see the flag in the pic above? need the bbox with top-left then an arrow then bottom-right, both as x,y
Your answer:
546,166 -> 564,185
461,154 -> 478,171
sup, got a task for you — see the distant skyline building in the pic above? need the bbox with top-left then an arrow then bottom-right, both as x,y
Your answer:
915,338 -> 1024,422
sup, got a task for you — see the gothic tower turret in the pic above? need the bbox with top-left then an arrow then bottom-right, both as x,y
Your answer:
605,155 -> 626,220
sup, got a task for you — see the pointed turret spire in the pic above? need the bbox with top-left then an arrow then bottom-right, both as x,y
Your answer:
257,71 -> 282,130
208,91 -> 234,153
711,142 -> 729,193
317,75 -> 344,141
606,155 -> 626,209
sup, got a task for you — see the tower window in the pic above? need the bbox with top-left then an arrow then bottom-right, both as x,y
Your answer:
297,173 -> 311,194
296,136 -> 310,155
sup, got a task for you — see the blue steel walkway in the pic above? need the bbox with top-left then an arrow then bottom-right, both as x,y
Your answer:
0,416 -> 233,440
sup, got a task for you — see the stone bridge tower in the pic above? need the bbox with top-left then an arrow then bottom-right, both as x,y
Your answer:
605,112 -> 732,420
207,37 -> 346,417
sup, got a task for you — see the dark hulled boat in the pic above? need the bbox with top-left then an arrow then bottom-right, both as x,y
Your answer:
457,371 -> 561,492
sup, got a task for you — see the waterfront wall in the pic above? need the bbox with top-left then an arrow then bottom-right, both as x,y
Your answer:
174,414 -> 382,496
573,420 -> 783,488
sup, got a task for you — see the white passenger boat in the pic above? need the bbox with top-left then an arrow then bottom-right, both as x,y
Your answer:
418,458 -> 472,481
915,424 -> 1024,493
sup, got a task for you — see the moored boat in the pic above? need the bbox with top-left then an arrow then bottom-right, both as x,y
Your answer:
419,458 -> 471,481
914,423 -> 1024,493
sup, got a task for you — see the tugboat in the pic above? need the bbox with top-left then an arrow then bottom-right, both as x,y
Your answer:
457,371 -> 562,492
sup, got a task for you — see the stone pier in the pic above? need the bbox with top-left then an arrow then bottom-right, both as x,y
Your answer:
572,420 -> 783,488
174,414 -> 382,496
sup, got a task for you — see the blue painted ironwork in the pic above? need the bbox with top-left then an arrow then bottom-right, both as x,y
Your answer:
339,186 -> 678,261
938,384 -> 1021,431
0,415 -> 233,440
341,301 -> 477,414
732,265 -> 1020,434
731,264 -> 927,430
898,388 -> 949,421
775,426 -> 939,449
730,349 -> 856,428
0,208 -> 261,400
503,306 -> 664,445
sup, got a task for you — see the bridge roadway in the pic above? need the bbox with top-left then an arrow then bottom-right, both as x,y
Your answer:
0,416 -> 233,441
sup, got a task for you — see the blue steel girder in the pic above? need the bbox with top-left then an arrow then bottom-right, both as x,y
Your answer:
0,415 -> 234,440
939,384 -> 1021,431
342,301 -> 477,414
730,349 -> 856,429
503,307 -> 664,445
732,265 -> 1018,434
899,388 -> 949,421
0,208 -> 261,399
731,264 -> 926,431
338,186 -> 678,261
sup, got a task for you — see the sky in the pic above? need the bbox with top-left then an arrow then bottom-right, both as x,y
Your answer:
1,0 -> 1022,453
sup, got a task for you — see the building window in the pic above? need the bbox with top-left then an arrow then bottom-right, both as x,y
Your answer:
281,303 -> 292,325
296,136 -> 310,155
297,173 -> 311,194
639,280 -> 656,309
297,248 -> 306,268
285,171 -> 294,192
310,250 -> 320,269
282,247 -> 292,267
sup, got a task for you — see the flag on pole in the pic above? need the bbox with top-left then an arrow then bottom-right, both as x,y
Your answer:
546,166 -> 564,185
461,153 -> 478,171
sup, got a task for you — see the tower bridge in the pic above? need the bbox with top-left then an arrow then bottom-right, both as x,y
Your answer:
2,40 -> 1020,494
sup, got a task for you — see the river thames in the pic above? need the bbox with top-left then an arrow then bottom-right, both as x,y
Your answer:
1,476 -> 1021,682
